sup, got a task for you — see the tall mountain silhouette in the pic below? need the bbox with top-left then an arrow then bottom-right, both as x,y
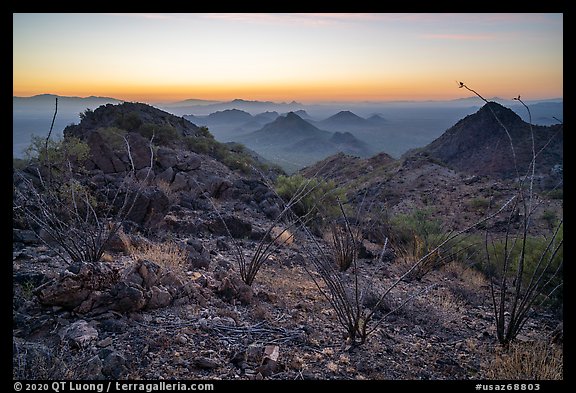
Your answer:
317,110 -> 372,130
420,102 -> 563,179
234,112 -> 374,173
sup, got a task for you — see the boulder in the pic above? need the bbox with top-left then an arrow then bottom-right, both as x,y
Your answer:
156,147 -> 178,170
207,215 -> 252,239
147,286 -> 173,309
125,187 -> 170,227
137,259 -> 162,289
59,320 -> 99,348
187,248 -> 211,270
87,132 -> 126,173
36,262 -> 119,309
171,172 -> 190,192
157,167 -> 175,183
126,132 -> 153,170
175,152 -> 201,171
207,177 -> 232,198
102,351 -> 128,379
109,282 -> 146,313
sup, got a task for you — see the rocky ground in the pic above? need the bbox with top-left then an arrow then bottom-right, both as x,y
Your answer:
12,221 -> 562,381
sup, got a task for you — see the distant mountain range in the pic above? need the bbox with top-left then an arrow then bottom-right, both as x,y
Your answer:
13,94 -> 563,168
160,98 -> 305,117
234,112 -> 375,173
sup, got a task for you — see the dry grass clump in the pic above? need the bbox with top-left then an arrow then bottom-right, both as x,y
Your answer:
440,261 -> 488,307
127,239 -> 188,275
484,340 -> 563,380
270,226 -> 294,247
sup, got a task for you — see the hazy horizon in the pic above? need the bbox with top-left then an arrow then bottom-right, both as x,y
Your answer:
12,92 -> 564,105
13,13 -> 562,103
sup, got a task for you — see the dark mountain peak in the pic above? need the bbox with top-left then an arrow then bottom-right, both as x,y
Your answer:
292,109 -> 312,119
477,101 -> 524,123
367,114 -> 387,122
421,101 -> 563,179
285,111 -> 300,119
207,109 -> 253,122
331,131 -> 357,143
281,111 -> 309,124
328,110 -> 364,121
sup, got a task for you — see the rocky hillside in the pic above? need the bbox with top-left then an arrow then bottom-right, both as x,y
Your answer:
12,101 -> 563,382
419,102 -> 563,180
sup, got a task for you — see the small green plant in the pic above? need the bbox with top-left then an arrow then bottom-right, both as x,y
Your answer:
545,188 -> 563,200
541,209 -> 558,229
468,197 -> 490,211
21,280 -> 37,300
183,136 -> 215,155
139,123 -> 180,146
25,135 -> 90,168
96,127 -> 127,151
116,111 -> 143,131
275,174 -> 345,225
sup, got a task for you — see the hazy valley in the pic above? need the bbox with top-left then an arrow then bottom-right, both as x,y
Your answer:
14,95 -> 563,173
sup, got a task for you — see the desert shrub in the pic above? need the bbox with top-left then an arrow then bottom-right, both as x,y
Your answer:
183,136 -> 215,154
541,209 -> 558,229
13,158 -> 29,171
327,223 -> 360,272
467,197 -> 490,211
483,228 -> 563,311
389,209 -> 451,279
138,123 -> 179,146
389,208 -> 442,248
15,129 -> 153,264
545,188 -> 563,200
116,111 -> 143,131
275,174 -> 344,223
197,125 -> 212,138
79,108 -> 93,121
25,135 -> 90,168
483,340 -> 563,380
96,126 -> 127,151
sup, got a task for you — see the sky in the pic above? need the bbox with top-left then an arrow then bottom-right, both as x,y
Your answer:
13,13 -> 563,103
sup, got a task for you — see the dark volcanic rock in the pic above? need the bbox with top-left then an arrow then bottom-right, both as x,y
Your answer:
125,187 -> 170,226
207,215 -> 252,239
86,132 -> 126,173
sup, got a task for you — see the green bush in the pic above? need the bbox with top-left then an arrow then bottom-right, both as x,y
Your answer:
546,188 -> 563,200
96,127 -> 127,151
115,111 -> 143,131
389,209 -> 447,279
389,208 -> 443,249
483,229 -> 563,310
138,123 -> 180,146
275,174 -> 344,222
467,197 -> 490,211
183,136 -> 215,154
25,135 -> 89,167
541,209 -> 558,229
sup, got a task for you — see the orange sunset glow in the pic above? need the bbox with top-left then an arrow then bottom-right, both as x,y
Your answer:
13,13 -> 562,103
